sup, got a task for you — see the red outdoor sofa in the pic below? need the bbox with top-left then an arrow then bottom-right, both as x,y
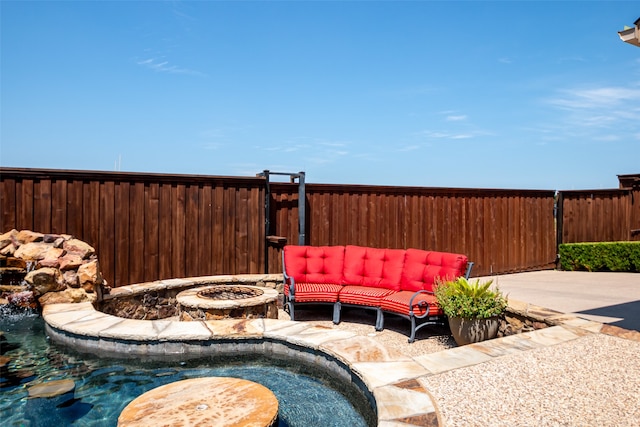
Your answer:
282,245 -> 473,343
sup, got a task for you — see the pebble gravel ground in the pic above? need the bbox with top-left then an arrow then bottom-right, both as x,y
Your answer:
421,333 -> 640,427
281,307 -> 640,426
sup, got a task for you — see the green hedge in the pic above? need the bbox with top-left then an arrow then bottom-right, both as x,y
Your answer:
559,242 -> 640,272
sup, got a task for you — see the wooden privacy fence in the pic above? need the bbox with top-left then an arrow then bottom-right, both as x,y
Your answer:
0,169 -> 265,287
269,183 -> 557,277
558,188 -> 640,244
2,168 -> 562,287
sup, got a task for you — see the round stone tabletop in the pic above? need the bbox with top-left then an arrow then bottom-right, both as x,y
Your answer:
117,377 -> 278,427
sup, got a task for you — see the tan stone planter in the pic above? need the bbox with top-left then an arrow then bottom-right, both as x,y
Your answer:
448,316 -> 500,346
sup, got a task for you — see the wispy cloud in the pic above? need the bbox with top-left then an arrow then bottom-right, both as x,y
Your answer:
446,114 -> 467,122
548,86 -> 640,110
532,83 -> 640,143
254,138 -> 350,166
419,130 -> 477,140
137,58 -> 205,76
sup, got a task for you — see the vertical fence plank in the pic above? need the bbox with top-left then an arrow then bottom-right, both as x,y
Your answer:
212,184 -> 225,273
235,186 -> 248,272
171,184 -> 186,279
66,180 -> 83,238
249,186 -> 262,274
99,180 -> 115,287
144,182 -> 160,282
114,181 -> 130,287
222,184 -> 234,274
33,179 -> 51,233
198,184 -> 213,276
83,180 -> 100,253
1,178 -> 16,232
17,179 -> 34,230
185,183 -> 200,277
129,181 -> 145,284
158,182 -> 172,281
51,179 -> 67,234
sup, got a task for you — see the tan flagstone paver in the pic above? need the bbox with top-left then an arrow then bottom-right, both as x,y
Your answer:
374,384 -> 436,420
352,360 -> 430,389
413,345 -> 493,374
320,335 -> 412,363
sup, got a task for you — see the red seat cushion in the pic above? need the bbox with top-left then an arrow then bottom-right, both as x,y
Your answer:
380,291 -> 444,317
283,245 -> 345,285
338,285 -> 396,307
400,248 -> 468,292
343,245 -> 405,290
286,282 -> 343,303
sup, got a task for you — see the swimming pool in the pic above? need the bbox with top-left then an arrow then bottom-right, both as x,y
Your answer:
0,313 -> 374,427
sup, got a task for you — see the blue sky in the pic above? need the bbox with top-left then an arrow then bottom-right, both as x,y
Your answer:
1,1 -> 639,190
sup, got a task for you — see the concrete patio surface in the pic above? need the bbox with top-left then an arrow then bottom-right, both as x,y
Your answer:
480,270 -> 640,331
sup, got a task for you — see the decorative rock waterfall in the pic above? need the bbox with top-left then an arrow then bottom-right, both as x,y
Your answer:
0,229 -> 107,311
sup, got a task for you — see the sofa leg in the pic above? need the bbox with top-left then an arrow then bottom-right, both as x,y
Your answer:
375,309 -> 384,331
408,316 -> 416,343
333,302 -> 342,324
287,299 -> 295,321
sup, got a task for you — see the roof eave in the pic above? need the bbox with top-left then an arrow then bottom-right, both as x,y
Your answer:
618,27 -> 640,47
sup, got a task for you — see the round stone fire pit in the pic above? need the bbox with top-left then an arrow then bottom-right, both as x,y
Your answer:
177,285 -> 279,321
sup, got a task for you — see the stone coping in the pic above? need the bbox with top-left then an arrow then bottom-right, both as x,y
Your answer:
42,285 -> 619,427
102,274 -> 284,301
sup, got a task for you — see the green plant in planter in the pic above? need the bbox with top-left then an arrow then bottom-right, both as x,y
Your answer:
434,277 -> 507,318
434,277 -> 508,345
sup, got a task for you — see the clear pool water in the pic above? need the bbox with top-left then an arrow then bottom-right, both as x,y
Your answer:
0,312 -> 374,427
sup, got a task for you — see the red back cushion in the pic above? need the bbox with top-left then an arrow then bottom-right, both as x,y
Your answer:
343,245 -> 406,290
400,248 -> 468,292
283,245 -> 345,285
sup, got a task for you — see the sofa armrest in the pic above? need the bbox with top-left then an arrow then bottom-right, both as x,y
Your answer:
409,290 -> 433,319
282,259 -> 296,297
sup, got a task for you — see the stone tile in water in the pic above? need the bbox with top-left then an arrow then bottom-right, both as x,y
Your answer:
353,360 -> 429,388
28,379 -> 75,398
320,335 -> 412,363
413,345 -> 492,374
117,377 -> 278,427
374,383 -> 436,422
